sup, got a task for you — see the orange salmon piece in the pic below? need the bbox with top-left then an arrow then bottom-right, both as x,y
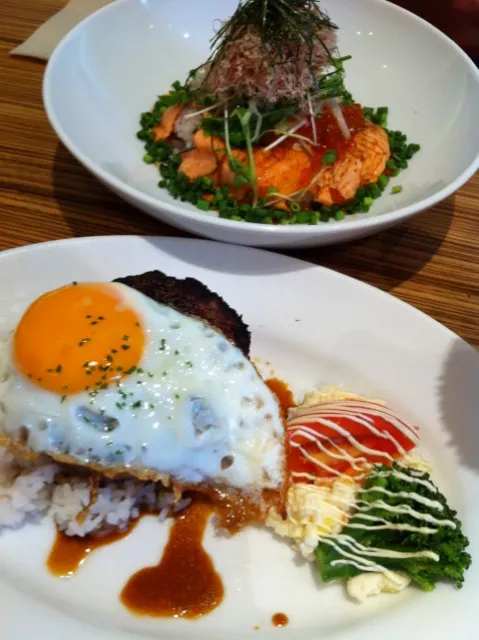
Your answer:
314,124 -> 390,206
152,104 -> 183,142
193,130 -> 226,156
254,147 -> 311,199
178,149 -> 218,180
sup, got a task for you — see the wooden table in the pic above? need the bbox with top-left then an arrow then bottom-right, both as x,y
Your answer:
1,1 -> 478,348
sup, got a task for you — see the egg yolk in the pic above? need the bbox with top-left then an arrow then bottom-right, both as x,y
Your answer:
13,283 -> 145,395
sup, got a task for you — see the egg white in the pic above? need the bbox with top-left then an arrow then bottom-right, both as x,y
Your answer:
0,283 -> 284,490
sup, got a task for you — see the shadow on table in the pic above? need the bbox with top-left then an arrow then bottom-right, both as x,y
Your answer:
51,144 -> 312,275
439,338 -> 479,474
51,142 -> 187,239
52,141 -> 456,281
295,195 -> 456,291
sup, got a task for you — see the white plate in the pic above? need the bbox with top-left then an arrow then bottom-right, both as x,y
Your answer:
0,236 -> 478,640
43,0 -> 479,249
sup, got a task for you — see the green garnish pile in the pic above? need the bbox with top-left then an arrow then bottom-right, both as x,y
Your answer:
316,463 -> 471,592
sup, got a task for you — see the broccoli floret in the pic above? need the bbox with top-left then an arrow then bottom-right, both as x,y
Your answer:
316,463 -> 471,592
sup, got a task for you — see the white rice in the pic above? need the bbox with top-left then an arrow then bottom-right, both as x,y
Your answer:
0,446 -> 179,537
0,447 -> 58,528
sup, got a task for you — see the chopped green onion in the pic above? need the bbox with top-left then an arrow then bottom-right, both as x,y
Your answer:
290,201 -> 301,213
335,210 -> 345,221
297,210 -> 311,224
406,143 -> 421,158
356,187 -> 367,199
322,150 -> 338,165
233,173 -> 250,189
143,153 -> 155,164
319,210 -> 330,223
391,185 -> 403,195
378,174 -> 390,190
196,198 -> 210,211
370,184 -> 382,199
375,106 -> 389,127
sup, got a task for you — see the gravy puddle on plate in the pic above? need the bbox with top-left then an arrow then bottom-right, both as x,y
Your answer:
47,500 -> 224,619
47,520 -> 139,577
121,499 -> 224,618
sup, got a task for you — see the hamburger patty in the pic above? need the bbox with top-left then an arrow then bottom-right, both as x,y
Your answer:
114,270 -> 251,356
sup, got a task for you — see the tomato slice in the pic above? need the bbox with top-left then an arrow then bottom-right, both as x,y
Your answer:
287,402 -> 418,482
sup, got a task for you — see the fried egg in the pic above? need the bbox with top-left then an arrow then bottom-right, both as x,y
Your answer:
0,282 -> 284,491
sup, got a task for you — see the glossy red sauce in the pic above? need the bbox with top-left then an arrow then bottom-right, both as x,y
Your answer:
298,103 -> 366,182
121,498 -> 224,618
282,104 -> 367,191
272,612 -> 289,627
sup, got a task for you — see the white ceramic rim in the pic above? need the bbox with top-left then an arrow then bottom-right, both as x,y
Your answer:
0,235 -> 471,349
43,0 -> 479,236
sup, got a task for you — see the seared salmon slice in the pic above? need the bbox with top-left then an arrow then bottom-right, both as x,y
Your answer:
314,124 -> 390,206
219,146 -> 311,203
254,147 -> 311,198
152,104 -> 183,142
314,157 -> 362,207
351,124 -> 390,183
179,149 -> 218,180
193,130 -> 226,155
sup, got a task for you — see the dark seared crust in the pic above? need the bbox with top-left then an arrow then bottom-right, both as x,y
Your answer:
114,270 -> 251,356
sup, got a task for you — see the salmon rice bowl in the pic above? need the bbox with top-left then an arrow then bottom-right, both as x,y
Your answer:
137,0 -> 421,226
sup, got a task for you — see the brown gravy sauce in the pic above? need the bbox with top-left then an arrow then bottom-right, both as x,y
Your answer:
272,612 -> 289,627
47,521 -> 138,578
121,498 -> 224,618
48,498 -> 224,619
266,378 -> 295,417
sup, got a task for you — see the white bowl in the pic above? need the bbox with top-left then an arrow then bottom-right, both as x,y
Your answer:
43,0 -> 479,249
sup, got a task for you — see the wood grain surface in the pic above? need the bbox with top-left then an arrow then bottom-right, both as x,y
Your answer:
0,0 -> 478,348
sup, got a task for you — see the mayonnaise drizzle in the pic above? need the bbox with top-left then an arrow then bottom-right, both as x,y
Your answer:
288,400 -> 420,481
368,468 -> 437,493
357,498 -> 455,528
360,487 -> 444,511
292,442 -> 343,477
315,465 -> 457,575
291,426 -> 368,470
337,533 -> 439,561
